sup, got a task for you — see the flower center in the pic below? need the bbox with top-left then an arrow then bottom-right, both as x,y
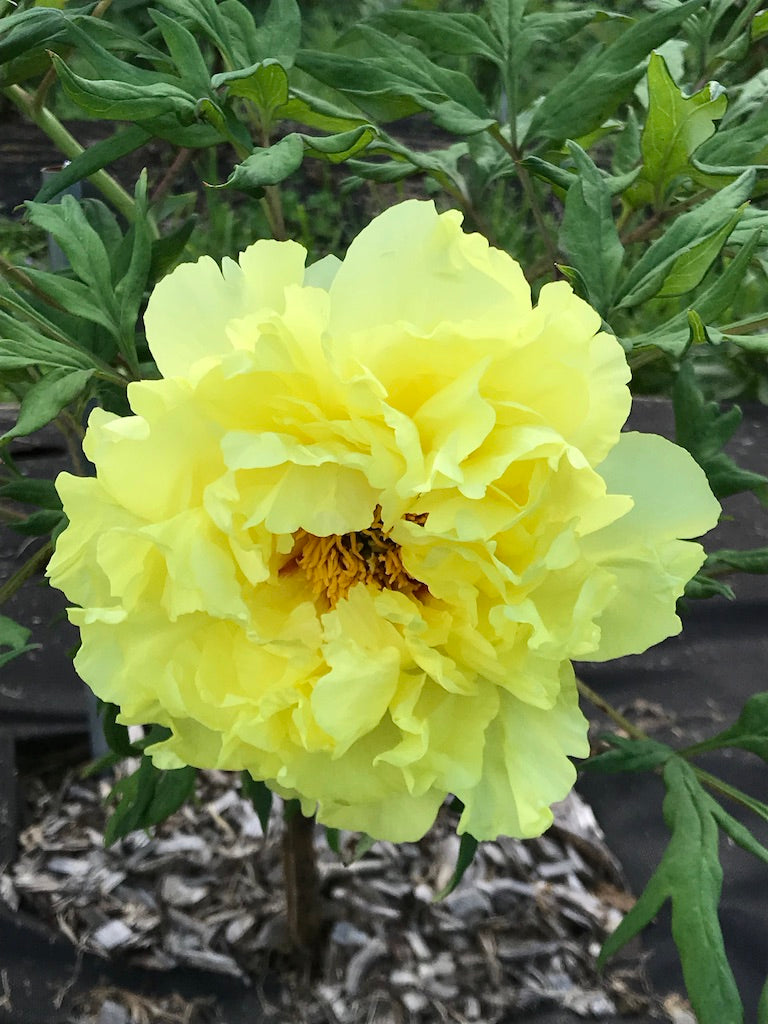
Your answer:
282,507 -> 428,607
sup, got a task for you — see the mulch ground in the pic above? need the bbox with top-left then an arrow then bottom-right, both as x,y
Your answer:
4,760 -> 657,1024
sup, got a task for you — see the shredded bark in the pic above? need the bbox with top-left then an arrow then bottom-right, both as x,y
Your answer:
3,763 -> 659,1023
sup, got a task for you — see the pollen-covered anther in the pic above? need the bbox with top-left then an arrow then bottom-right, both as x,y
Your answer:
286,507 -> 428,607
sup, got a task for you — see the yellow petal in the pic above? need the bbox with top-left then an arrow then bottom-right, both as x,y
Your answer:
144,240 -> 307,378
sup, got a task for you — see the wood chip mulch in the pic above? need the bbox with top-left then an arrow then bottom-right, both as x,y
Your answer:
1,761 -> 664,1024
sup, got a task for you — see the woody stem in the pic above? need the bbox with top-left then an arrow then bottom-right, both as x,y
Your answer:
282,801 -> 323,959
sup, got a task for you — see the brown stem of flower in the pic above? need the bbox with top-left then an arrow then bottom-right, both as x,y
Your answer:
55,410 -> 87,476
151,147 -> 194,205
619,192 -> 705,247
282,801 -> 322,961
575,677 -> 649,741
0,254 -> 66,312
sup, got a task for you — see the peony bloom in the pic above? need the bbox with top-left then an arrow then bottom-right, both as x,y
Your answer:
47,201 -> 720,842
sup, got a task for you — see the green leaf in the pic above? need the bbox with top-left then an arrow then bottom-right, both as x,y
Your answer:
280,90 -> 367,133
527,1 -> 705,142
517,9 -> 603,56
684,572 -> 735,600
212,59 -> 288,127
0,336 -> 92,373
52,53 -> 198,122
114,173 -> 153,364
150,8 -> 212,96
710,792 -> 768,861
705,547 -> 768,575
686,309 -> 711,346
0,6 -> 76,66
25,195 -> 116,310
11,509 -> 64,536
582,735 -> 674,774
21,269 -> 120,337
34,126 -> 153,204
302,126 -> 376,163
157,0 -> 234,67
625,229 -> 764,355
673,360 -> 768,501
697,104 -> 768,168
615,170 -> 755,309
240,773 -> 273,836
242,0 -> 300,67
630,52 -> 727,208
0,477 -> 61,510
215,133 -> 304,195
344,159 -> 415,184
0,309 -> 98,372
325,827 -> 341,855
486,0 -> 524,51
656,205 -> 745,299
0,614 -> 38,669
358,26 -> 493,133
2,368 -> 94,442
351,833 -> 376,863
0,282 -> 83,350
100,702 -> 137,758
600,758 -> 742,1024
752,9 -> 768,42
687,693 -> 768,762
560,141 -> 624,314
613,107 -> 641,175
434,832 -> 479,900
370,9 -> 503,64
105,757 -> 196,846
297,28 -> 495,135
555,263 -> 591,303
150,216 -> 198,284
522,155 -> 574,193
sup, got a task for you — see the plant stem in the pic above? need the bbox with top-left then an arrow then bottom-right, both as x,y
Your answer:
262,186 -> 287,241
0,254 -> 65,312
55,410 -> 87,475
628,346 -> 666,372
0,541 -> 54,608
620,192 -> 705,248
0,502 -> 29,524
3,84 -> 137,223
282,801 -> 322,958
256,125 -> 287,242
575,677 -> 649,741
720,314 -> 768,336
489,124 -> 558,270
691,764 -> 768,820
151,147 -> 194,205
440,178 -> 501,248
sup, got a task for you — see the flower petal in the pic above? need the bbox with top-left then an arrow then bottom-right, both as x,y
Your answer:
144,240 -> 307,378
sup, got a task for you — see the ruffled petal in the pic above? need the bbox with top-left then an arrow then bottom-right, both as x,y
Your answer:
144,240 -> 308,378
48,201 -> 719,845
458,664 -> 589,840
328,200 -> 531,342
583,432 -> 721,660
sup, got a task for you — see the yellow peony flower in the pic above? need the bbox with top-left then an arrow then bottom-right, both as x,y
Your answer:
47,201 -> 720,842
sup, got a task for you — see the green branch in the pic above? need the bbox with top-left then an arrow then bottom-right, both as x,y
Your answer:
3,84 -> 138,224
